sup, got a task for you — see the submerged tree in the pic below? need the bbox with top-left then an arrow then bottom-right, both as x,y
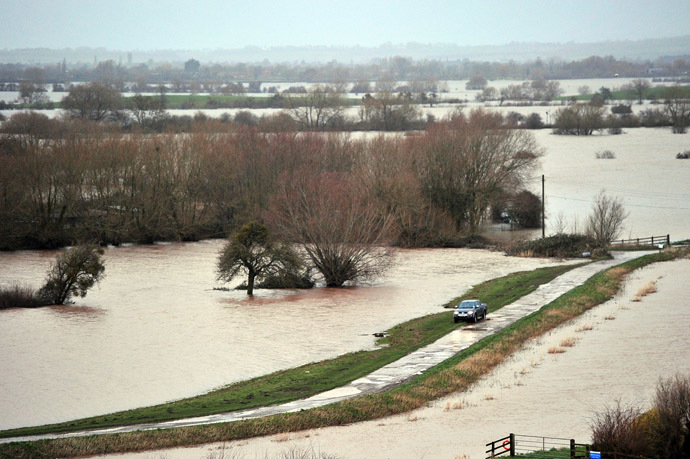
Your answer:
271,171 -> 393,287
286,84 -> 345,130
61,82 -> 122,122
663,85 -> 690,134
217,221 -> 302,295
38,244 -> 106,305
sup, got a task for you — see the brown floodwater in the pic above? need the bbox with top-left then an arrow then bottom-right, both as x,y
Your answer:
0,242 -> 572,429
120,258 -> 690,459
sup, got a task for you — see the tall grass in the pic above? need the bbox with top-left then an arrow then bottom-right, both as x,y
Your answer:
0,284 -> 45,309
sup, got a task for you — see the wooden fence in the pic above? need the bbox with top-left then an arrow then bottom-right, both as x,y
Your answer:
486,434 -> 590,458
610,234 -> 670,247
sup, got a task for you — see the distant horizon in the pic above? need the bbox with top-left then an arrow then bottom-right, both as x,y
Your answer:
2,34 -> 689,67
3,0 -> 690,51
3,33 -> 690,54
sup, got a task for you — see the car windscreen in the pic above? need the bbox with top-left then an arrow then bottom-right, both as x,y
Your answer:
457,302 -> 476,309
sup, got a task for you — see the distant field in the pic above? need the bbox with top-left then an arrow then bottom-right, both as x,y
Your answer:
154,93 -> 362,109
556,83 -> 690,102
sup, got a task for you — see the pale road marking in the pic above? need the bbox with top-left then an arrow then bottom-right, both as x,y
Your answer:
0,251 -> 654,444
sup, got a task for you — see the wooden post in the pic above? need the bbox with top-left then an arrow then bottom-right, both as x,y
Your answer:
510,433 -> 516,456
667,234 -> 671,246
541,175 -> 545,239
570,439 -> 575,458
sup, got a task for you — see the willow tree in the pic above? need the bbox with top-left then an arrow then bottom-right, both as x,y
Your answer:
38,244 -> 106,305
217,222 -> 301,295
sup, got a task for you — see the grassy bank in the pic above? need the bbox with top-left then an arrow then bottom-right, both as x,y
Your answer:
1,249 -> 685,457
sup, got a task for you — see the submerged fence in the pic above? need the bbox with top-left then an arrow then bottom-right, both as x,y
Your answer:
486,434 -> 591,458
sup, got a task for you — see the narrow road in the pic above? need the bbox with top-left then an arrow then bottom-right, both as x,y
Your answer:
0,251 -> 652,445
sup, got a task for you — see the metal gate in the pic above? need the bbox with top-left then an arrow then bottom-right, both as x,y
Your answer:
486,434 -> 590,458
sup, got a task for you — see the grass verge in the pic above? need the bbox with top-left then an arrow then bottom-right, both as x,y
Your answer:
0,249 -> 685,457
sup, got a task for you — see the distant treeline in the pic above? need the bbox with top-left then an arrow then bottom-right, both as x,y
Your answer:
0,110 -> 542,250
1,55 -> 689,89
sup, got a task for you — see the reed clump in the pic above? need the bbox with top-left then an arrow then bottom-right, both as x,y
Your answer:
632,280 -> 658,302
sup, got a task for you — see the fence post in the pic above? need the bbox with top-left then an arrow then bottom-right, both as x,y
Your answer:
510,433 -> 515,456
667,234 -> 670,246
570,439 -> 575,458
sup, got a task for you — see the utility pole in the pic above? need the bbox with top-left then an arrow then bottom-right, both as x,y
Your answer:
542,174 -> 545,238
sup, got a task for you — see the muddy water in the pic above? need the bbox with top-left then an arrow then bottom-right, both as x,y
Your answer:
0,242 -> 573,429
133,258 -> 690,459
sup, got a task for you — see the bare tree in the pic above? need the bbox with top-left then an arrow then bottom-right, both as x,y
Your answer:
287,84 -> 345,130
18,81 -> 48,105
217,221 -> 301,295
552,104 -> 607,135
628,78 -> 651,104
271,171 -> 392,287
663,85 -> 690,134
414,109 -> 541,234
129,93 -> 167,126
585,191 -> 629,244
61,82 -> 122,122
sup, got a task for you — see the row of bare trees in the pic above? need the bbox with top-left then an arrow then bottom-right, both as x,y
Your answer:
0,109 -> 540,253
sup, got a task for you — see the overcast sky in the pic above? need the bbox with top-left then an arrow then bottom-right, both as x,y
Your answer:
2,0 -> 689,50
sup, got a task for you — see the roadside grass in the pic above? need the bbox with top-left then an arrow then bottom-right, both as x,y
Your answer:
1,249 -> 685,458
0,263 -> 579,440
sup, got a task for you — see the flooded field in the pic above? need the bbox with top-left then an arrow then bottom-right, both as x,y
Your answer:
0,243 -> 572,430
126,258 -> 690,459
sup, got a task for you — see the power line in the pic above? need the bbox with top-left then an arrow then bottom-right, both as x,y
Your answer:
545,178 -> 690,201
547,194 -> 690,211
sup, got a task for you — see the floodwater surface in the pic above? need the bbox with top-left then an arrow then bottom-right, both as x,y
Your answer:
0,243 -> 572,429
122,258 -> 690,459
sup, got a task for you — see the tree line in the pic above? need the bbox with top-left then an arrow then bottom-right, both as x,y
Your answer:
0,109 -> 540,252
2,55 -> 689,89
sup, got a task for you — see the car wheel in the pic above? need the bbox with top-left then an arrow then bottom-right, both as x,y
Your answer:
473,315 -> 478,323
454,317 -> 459,323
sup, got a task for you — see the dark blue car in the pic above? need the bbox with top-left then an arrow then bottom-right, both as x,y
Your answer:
453,299 -> 487,323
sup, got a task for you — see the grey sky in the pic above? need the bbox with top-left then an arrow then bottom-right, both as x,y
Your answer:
2,0 -> 689,50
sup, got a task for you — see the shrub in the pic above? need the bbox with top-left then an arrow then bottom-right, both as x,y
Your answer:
591,375 -> 690,459
508,190 -> 542,228
237,270 -> 315,290
505,234 -> 606,258
591,401 -> 654,458
596,150 -> 616,159
639,108 -> 670,127
0,284 -> 46,309
611,104 -> 633,115
651,374 -> 690,458
524,112 -> 544,129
